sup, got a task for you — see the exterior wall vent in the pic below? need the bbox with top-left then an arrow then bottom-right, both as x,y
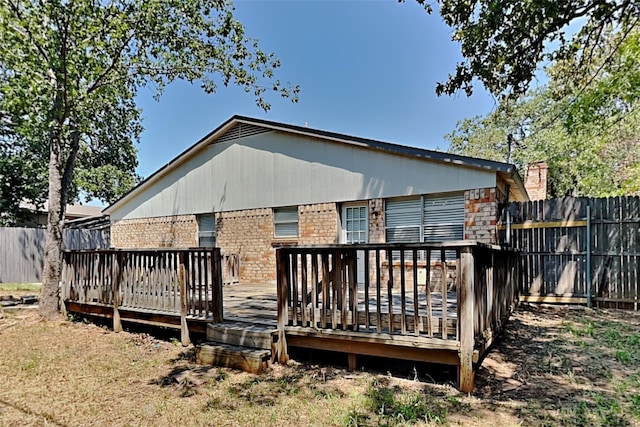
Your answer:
214,123 -> 272,144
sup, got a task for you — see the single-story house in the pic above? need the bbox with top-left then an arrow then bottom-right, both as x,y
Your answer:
18,201 -> 103,227
103,115 -> 530,285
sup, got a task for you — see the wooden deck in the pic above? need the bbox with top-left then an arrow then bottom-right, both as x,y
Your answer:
223,284 -> 277,326
61,242 -> 519,393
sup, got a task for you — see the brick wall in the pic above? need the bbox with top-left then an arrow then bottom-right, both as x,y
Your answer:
111,215 -> 198,248
216,203 -> 338,285
368,198 -> 385,244
299,203 -> 338,245
464,187 -> 505,244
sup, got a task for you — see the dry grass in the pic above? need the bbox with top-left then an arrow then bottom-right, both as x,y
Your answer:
1,304 -> 640,426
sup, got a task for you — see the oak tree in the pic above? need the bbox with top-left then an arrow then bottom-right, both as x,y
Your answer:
0,0 -> 299,318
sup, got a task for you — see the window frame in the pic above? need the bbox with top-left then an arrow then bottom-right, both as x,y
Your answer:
273,206 -> 299,239
197,213 -> 216,248
385,192 -> 465,246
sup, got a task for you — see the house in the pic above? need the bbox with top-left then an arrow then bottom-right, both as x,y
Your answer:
18,201 -> 103,227
104,115 -> 529,285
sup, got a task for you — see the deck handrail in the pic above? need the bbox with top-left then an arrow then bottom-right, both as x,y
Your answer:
61,248 -> 224,345
275,241 -> 519,392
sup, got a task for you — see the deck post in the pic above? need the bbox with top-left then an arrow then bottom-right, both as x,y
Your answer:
113,252 -> 123,333
212,248 -> 224,323
458,246 -> 475,393
179,251 -> 191,346
276,249 -> 290,364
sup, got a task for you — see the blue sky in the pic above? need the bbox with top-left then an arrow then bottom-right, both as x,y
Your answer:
133,0 -> 498,179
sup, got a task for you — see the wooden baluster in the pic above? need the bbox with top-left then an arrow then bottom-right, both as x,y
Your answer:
301,252 -> 308,327
400,249 -> 407,335
375,249 -> 382,332
363,249 -> 370,332
349,250 -> 357,331
332,251 -> 341,330
311,252 -> 319,327
412,249 -> 420,336
387,248 -> 394,334
441,248 -> 448,339
321,252 -> 330,329
113,252 -> 123,333
425,249 -> 433,337
341,252 -> 349,330
291,253 -> 299,326
179,251 -> 191,346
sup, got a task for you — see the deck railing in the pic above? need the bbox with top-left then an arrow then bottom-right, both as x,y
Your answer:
61,248 -> 224,344
275,242 -> 519,392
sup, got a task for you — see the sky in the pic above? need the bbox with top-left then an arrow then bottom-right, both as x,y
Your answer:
133,0 -> 498,181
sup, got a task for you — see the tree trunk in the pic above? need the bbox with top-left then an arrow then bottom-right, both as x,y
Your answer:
40,145 -> 65,319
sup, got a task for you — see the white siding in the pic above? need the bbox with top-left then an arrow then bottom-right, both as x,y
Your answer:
110,131 -> 496,220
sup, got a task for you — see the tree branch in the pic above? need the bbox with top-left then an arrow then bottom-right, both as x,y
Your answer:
5,0 -> 50,63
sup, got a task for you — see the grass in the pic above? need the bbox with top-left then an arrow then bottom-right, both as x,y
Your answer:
1,304 -> 640,426
0,283 -> 41,293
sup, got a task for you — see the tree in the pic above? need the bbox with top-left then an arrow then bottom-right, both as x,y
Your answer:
446,29 -> 640,197
415,0 -> 640,98
0,0 -> 299,318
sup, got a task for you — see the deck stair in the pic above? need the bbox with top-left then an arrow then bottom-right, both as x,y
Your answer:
196,321 -> 278,374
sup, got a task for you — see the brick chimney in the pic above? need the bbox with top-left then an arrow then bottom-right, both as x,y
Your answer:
524,162 -> 548,200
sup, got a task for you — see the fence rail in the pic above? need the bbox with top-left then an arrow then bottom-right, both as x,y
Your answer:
61,248 -> 223,344
276,242 -> 519,392
502,196 -> 640,309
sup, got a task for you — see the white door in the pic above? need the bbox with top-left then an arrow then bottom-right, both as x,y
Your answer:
342,205 -> 368,283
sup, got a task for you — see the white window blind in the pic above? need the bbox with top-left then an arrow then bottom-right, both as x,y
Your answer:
385,198 -> 422,243
385,193 -> 465,247
274,207 -> 298,238
197,214 -> 216,247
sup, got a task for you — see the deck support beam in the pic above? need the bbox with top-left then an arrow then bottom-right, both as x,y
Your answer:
458,247 -> 475,393
347,353 -> 360,371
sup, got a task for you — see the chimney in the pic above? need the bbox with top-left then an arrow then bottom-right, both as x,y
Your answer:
524,162 -> 548,200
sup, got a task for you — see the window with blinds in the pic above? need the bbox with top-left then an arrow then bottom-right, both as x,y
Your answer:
197,214 -> 216,247
385,193 -> 465,247
274,207 -> 298,238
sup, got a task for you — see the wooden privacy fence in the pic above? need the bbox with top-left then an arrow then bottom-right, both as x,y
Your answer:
61,248 -> 223,344
501,196 -> 640,308
0,226 -> 109,283
275,242 -> 519,392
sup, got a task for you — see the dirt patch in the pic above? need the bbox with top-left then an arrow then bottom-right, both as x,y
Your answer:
1,304 -> 639,426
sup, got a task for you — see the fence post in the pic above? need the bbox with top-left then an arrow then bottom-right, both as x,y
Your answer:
113,252 -> 123,333
458,246 -> 475,393
586,204 -> 592,308
276,248 -> 289,364
178,251 -> 191,346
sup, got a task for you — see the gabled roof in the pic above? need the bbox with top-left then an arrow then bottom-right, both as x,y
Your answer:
104,115 -> 527,214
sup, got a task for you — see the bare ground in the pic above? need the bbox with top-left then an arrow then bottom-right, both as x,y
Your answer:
1,301 -> 639,426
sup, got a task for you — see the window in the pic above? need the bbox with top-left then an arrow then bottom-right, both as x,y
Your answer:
385,193 -> 464,257
343,205 -> 368,244
385,198 -> 422,244
197,214 -> 216,247
423,194 -> 465,243
274,207 -> 298,238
